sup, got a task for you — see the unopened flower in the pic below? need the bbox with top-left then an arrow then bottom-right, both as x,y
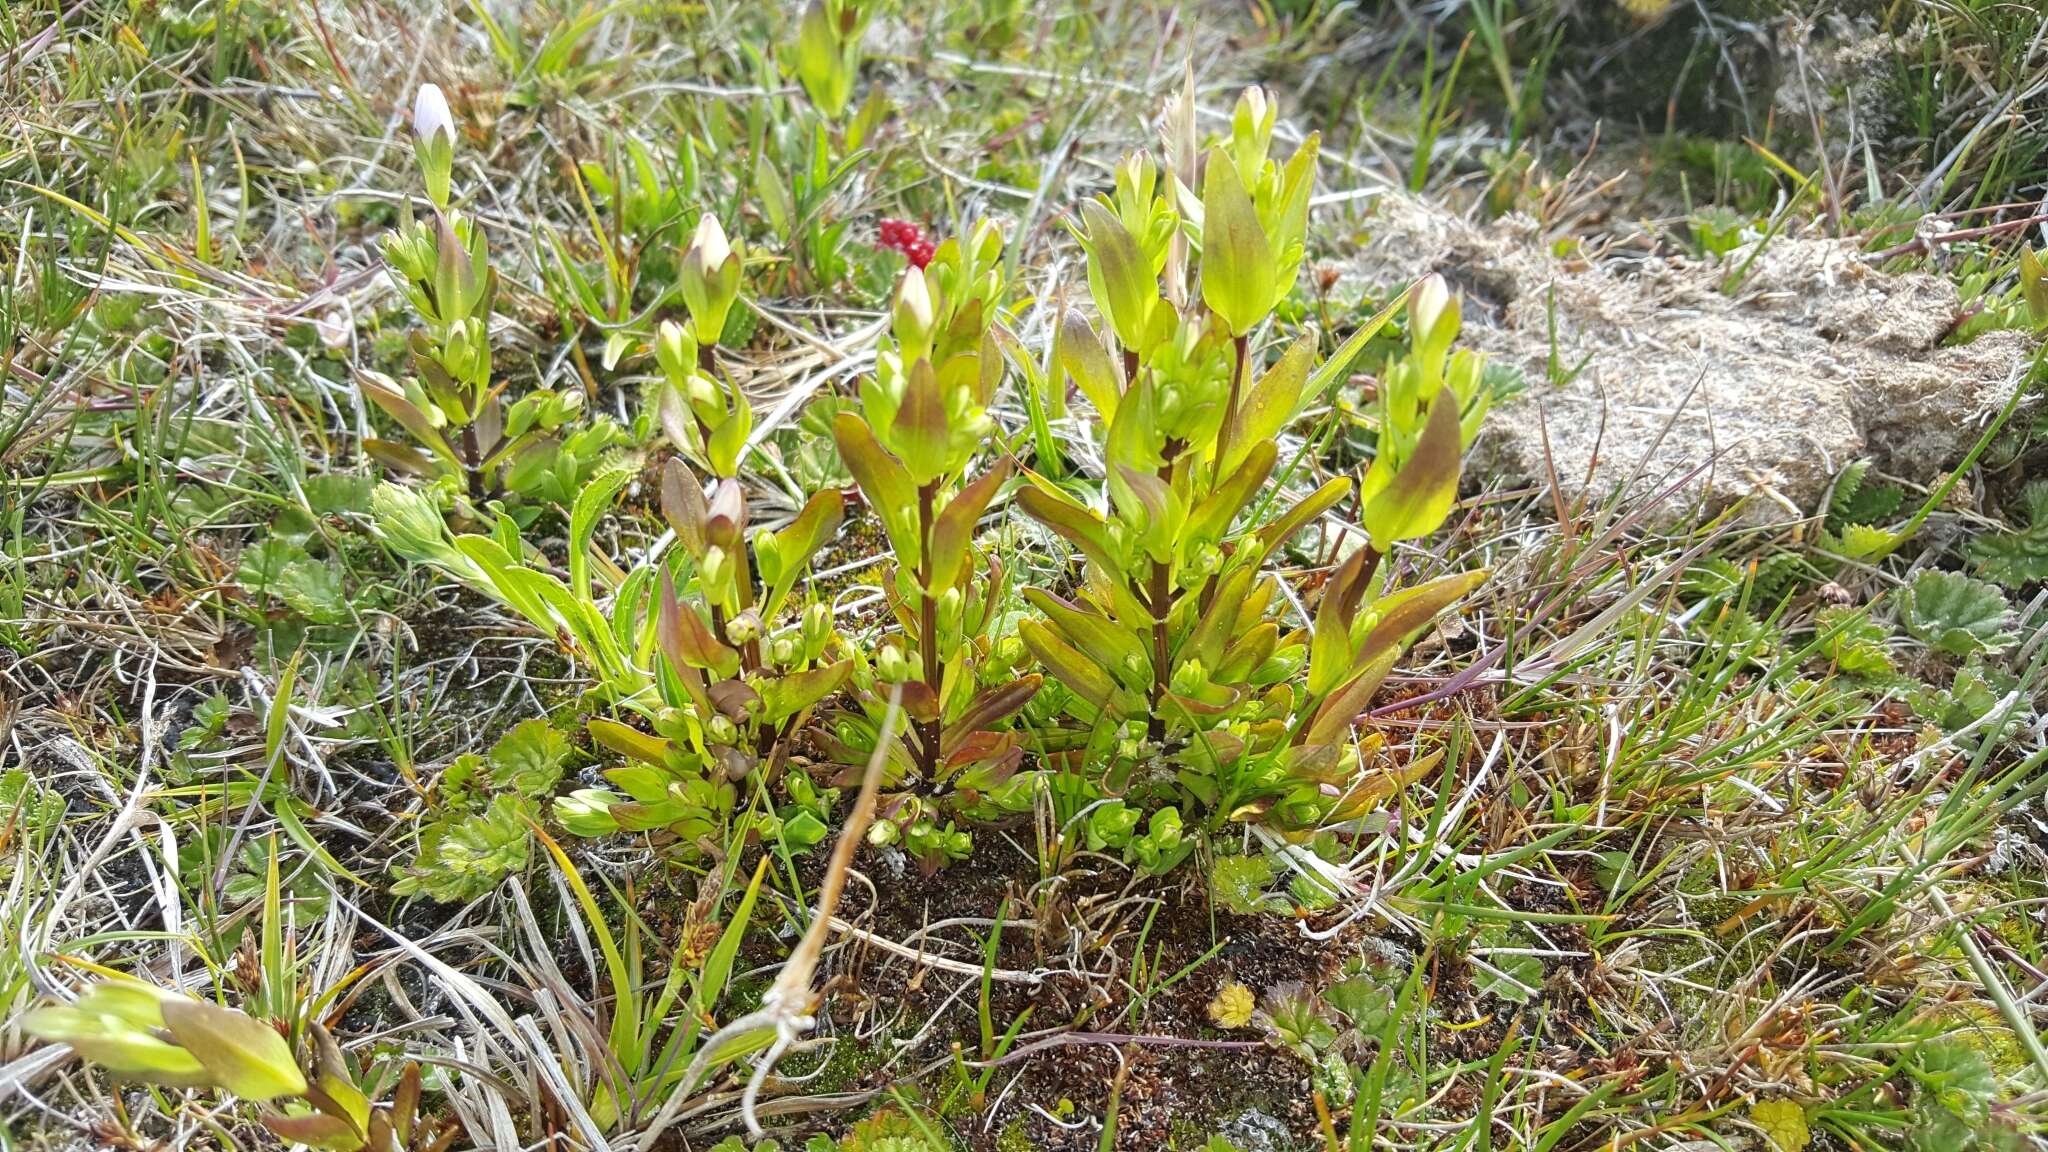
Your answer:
412,83 -> 454,146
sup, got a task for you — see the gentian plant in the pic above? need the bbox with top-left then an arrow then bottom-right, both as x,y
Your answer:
366,84 -> 621,514
1014,90 -> 1490,832
821,220 -> 1044,869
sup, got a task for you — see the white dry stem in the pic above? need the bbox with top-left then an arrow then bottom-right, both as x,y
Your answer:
640,688 -> 903,1146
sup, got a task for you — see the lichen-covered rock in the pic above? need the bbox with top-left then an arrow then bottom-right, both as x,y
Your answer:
1343,194 -> 2034,524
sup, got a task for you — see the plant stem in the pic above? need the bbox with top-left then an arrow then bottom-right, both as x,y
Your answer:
1145,442 -> 1183,745
916,479 -> 943,778
460,421 -> 484,503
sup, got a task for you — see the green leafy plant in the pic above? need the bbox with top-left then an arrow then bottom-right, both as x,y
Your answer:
1900,570 -> 2018,656
790,0 -> 870,120
368,84 -> 621,512
544,131 -> 698,370
1971,480 -> 2048,586
823,221 -> 1044,865
1015,103 -> 1488,831
562,455 -> 849,851
24,978 -> 442,1152
393,719 -> 575,902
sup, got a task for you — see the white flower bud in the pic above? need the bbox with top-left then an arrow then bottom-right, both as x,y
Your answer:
412,83 -> 454,146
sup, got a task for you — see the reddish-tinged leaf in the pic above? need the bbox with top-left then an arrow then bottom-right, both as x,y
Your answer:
1016,478 -> 1118,572
944,675 -> 1042,752
159,998 -> 307,1102
1251,477 -> 1352,569
900,679 -> 942,724
1059,309 -> 1123,422
1354,569 -> 1488,670
761,659 -> 854,726
929,457 -> 1011,592
659,579 -> 739,678
894,358 -> 951,485
262,1112 -> 364,1150
661,458 -> 709,557
833,412 -> 923,569
1023,588 -> 1149,688
1362,393 -> 1462,549
1186,440 -> 1276,549
1303,646 -> 1401,748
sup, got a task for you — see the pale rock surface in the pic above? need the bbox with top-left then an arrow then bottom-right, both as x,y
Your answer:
1344,195 -> 2034,524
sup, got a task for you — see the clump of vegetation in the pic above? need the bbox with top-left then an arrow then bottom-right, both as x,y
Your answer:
9,1 -> 2048,1150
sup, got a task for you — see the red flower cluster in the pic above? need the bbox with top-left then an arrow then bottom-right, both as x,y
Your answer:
877,217 -> 934,269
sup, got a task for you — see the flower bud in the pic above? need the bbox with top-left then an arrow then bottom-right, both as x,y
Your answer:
725,609 -> 762,646
771,637 -> 797,666
413,84 -> 454,147
993,635 -> 1025,669
655,319 -> 697,385
1230,86 -> 1276,185
876,645 -> 910,684
867,817 -> 900,847
803,602 -> 832,649
892,267 -> 935,361
1410,273 -> 1450,344
701,545 -> 731,591
707,715 -> 739,746
681,215 -> 739,346
412,84 -> 456,211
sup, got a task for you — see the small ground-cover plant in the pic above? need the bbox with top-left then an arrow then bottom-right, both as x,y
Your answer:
365,85 -> 622,516
1013,90 -> 1491,833
821,221 -> 1044,868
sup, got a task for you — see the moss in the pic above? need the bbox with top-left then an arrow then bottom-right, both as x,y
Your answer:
994,1119 -> 1035,1152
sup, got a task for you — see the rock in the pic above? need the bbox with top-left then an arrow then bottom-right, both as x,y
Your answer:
1342,194 -> 2035,525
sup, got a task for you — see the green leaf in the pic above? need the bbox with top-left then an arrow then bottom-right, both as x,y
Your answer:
1303,645 -> 1401,747
1077,199 -> 1164,356
891,358 -> 951,485
2021,246 -> 2048,327
1970,481 -> 2048,587
1199,148 -> 1273,338
160,998 -> 308,1101
568,458 -> 634,599
1900,570 -> 2016,656
588,717 -> 671,765
392,794 -> 536,903
1835,522 -> 1901,561
760,659 -> 854,726
833,412 -> 923,570
1352,568 -> 1488,675
1751,1099 -> 1810,1152
1360,391 -> 1463,550
928,458 -> 1010,593
488,719 -> 573,797
1303,286 -> 1410,404
1221,336 -> 1313,477
1015,475 -> 1119,573
274,561 -> 351,625
1209,853 -> 1275,916
1019,618 -> 1118,708
1184,440 -> 1276,553
22,996 -> 211,1082
262,1111 -> 367,1150
762,488 -> 844,616
1816,607 -> 1894,677
1058,310 -> 1122,424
